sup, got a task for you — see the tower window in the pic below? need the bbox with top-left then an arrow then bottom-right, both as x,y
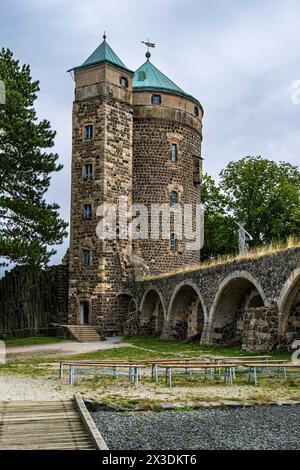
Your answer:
170,191 -> 178,207
84,124 -> 93,140
82,249 -> 91,267
152,94 -> 161,105
120,76 -> 129,89
171,143 -> 178,163
83,163 -> 93,180
193,156 -> 203,185
194,106 -> 199,117
83,204 -> 92,220
170,232 -> 178,253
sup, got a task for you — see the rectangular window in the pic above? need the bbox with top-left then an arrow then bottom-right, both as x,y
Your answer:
84,124 -> 93,140
193,157 -> 203,185
171,143 -> 178,163
83,204 -> 92,220
170,232 -> 178,253
152,94 -> 162,105
171,191 -> 178,207
83,163 -> 93,180
120,76 -> 129,89
82,249 -> 91,267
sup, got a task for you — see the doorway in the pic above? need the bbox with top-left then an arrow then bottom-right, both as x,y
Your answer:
80,301 -> 90,325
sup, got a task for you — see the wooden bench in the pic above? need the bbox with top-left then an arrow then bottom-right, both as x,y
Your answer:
157,363 -> 237,387
59,361 -> 144,387
213,355 -> 272,364
245,363 -> 300,386
148,360 -> 210,382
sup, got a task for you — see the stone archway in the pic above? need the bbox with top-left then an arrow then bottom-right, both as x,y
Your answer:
167,281 -> 206,341
278,268 -> 300,350
139,289 -> 165,337
209,272 -> 267,346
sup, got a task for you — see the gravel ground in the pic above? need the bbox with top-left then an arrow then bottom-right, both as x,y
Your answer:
92,406 -> 300,450
0,374 -> 73,401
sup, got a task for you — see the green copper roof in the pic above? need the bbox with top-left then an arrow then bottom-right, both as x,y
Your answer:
133,60 -> 185,94
68,38 -> 131,73
133,59 -> 200,106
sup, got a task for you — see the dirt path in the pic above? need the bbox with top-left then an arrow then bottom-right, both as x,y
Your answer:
6,337 -> 130,355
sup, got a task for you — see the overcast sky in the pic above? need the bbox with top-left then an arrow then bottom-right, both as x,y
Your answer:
1,0 -> 299,267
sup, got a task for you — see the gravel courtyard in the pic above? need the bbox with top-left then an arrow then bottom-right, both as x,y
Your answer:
92,406 -> 300,450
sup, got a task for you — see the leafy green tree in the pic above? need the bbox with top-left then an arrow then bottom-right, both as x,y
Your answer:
220,156 -> 300,246
201,174 -> 237,259
0,48 -> 68,267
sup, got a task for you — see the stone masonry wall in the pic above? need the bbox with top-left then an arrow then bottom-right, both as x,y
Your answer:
242,307 -> 279,352
134,248 -> 300,350
0,264 -> 69,338
133,113 -> 202,275
68,68 -> 134,334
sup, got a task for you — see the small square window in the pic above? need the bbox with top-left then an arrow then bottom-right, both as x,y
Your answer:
170,233 -> 178,253
171,143 -> 178,163
83,204 -> 92,220
84,125 -> 93,140
82,249 -> 91,267
120,76 -> 129,89
83,164 -> 93,180
152,95 -> 161,105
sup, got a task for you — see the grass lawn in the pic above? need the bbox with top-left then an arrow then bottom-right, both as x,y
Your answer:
0,335 -> 298,408
2,336 -> 66,348
60,336 -> 291,362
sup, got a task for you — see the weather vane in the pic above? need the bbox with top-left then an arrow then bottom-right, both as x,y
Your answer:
141,38 -> 156,60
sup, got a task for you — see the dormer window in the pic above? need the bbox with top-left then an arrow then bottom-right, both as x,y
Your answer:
152,94 -> 161,105
84,124 -> 93,140
120,76 -> 129,89
194,106 -> 199,117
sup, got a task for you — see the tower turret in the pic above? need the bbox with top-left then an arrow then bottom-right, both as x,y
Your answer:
132,52 -> 204,275
68,36 -> 134,333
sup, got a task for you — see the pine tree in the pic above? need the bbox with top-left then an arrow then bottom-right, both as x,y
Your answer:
0,48 -> 68,267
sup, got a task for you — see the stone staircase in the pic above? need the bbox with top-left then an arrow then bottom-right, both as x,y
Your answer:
64,325 -> 101,343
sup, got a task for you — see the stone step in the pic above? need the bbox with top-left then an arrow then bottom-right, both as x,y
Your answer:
63,325 -> 101,343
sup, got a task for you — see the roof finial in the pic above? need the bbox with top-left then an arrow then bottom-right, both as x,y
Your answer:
103,31 -> 107,41
141,38 -> 156,60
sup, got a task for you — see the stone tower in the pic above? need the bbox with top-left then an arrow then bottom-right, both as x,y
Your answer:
68,35 -> 134,334
132,52 -> 204,275
68,37 -> 204,333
